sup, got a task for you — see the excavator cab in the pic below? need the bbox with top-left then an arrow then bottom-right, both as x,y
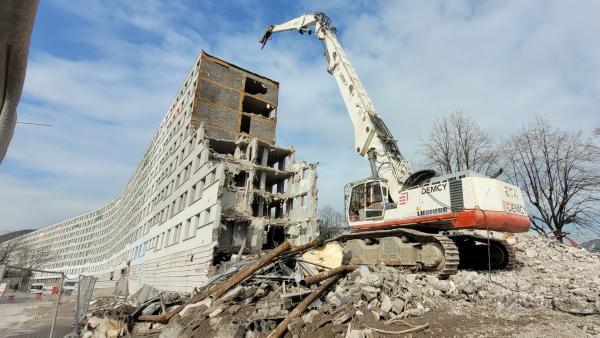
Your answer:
345,179 -> 388,222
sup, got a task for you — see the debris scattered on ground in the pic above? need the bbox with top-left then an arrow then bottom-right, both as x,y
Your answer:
81,233 -> 600,337
81,288 -> 185,337
82,316 -> 128,338
87,297 -> 136,322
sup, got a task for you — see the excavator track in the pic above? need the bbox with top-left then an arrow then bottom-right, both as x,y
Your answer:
329,228 -> 460,279
448,232 -> 516,270
431,234 -> 461,279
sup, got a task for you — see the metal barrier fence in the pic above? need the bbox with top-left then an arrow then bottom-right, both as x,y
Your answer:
0,264 -> 72,338
73,275 -> 97,335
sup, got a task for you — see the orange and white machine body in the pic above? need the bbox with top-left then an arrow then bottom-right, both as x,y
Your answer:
346,172 -> 530,234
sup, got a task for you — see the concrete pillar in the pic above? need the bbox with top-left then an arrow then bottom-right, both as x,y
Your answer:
261,147 -> 269,166
260,172 -> 266,190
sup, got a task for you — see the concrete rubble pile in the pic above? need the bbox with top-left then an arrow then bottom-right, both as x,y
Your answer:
446,232 -> 600,319
80,232 -> 600,337
81,287 -> 186,337
332,232 -> 600,322
81,297 -> 137,337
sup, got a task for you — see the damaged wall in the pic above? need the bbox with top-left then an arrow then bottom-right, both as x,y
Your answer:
7,51 -> 318,293
192,52 -> 278,145
215,137 -> 319,256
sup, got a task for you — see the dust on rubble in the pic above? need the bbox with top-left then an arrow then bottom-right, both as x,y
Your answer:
81,233 -> 600,338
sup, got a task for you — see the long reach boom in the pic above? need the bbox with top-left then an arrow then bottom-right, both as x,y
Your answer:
260,13 -> 412,202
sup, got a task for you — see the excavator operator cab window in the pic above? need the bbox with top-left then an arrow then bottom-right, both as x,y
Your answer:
348,184 -> 365,222
365,181 -> 384,219
348,180 -> 385,222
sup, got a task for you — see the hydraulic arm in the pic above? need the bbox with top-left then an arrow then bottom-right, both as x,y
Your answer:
261,13 -> 412,202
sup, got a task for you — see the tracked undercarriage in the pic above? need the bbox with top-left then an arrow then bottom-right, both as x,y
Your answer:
330,228 -> 515,279
449,232 -> 516,270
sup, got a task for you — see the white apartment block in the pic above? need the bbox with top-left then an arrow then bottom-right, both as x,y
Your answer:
8,52 -> 319,292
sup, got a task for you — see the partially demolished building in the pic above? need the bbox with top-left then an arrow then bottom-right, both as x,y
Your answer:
10,52 -> 319,292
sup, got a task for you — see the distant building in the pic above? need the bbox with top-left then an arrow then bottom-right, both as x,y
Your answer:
5,52 -> 319,292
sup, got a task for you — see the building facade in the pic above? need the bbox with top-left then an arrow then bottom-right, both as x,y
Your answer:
9,52 -> 319,292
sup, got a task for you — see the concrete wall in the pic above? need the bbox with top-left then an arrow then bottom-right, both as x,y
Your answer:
192,52 -> 278,145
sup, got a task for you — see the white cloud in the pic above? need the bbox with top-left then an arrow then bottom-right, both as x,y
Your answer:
1,1 -> 599,235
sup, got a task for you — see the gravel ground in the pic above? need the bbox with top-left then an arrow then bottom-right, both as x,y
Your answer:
0,293 -> 76,338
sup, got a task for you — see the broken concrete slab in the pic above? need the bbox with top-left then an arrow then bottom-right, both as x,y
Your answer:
361,286 -> 379,301
219,285 -> 243,302
129,284 -> 160,305
379,293 -> 392,316
180,298 -> 212,318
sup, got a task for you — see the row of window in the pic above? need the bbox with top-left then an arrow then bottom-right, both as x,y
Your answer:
18,60 -> 206,277
148,206 -> 214,252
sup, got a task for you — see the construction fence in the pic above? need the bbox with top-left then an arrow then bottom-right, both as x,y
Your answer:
0,265 -> 97,338
74,274 -> 97,332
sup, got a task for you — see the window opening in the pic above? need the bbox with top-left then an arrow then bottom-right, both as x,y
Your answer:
244,78 -> 267,95
240,115 -> 251,133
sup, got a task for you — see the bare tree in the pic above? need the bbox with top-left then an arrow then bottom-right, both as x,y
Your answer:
318,205 -> 347,228
0,239 -> 49,269
13,243 -> 50,269
318,205 -> 347,239
421,111 -> 497,175
500,118 -> 600,242
0,238 -> 22,263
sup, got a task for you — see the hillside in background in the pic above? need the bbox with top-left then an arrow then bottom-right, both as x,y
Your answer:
581,238 -> 600,253
0,229 -> 34,244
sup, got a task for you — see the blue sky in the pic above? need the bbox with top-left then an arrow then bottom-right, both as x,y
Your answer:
1,1 -> 599,240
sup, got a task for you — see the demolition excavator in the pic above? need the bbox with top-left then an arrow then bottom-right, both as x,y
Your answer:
260,13 -> 530,277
